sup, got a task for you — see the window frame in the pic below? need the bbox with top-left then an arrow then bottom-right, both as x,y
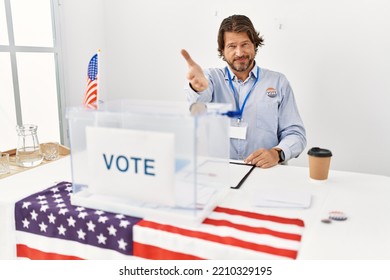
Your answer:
0,0 -> 65,147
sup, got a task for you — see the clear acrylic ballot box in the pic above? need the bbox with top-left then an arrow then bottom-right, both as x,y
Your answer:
66,100 -> 231,225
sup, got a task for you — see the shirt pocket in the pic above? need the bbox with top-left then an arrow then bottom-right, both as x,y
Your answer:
256,101 -> 278,133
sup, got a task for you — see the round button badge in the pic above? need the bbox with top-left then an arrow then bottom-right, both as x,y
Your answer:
329,211 -> 348,221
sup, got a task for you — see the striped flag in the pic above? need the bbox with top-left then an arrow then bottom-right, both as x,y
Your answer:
14,182 -> 304,260
133,206 -> 304,260
15,182 -> 142,260
83,53 -> 99,109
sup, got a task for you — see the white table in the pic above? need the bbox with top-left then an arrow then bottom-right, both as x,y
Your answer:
223,165 -> 390,259
1,157 -> 390,259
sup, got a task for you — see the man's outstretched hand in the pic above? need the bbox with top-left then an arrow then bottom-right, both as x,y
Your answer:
181,49 -> 208,92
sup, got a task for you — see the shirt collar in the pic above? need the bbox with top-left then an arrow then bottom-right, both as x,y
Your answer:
225,61 -> 258,82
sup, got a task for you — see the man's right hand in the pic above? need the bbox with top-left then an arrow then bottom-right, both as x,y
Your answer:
181,49 -> 209,92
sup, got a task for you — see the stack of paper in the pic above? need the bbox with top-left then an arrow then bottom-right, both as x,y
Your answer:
251,189 -> 312,209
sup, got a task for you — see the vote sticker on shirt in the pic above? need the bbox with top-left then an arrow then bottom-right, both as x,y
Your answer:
266,87 -> 277,98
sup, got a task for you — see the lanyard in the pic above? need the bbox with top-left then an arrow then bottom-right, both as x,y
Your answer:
226,66 -> 260,120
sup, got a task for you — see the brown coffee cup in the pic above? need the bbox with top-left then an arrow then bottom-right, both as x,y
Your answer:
308,147 -> 332,180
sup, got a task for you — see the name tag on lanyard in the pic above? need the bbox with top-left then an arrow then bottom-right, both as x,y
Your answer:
229,119 -> 248,140
226,66 -> 259,140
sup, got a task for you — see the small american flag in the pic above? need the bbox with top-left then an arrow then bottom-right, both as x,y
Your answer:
15,182 -> 305,260
83,53 -> 98,109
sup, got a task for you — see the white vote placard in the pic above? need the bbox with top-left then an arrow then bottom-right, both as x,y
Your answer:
86,126 -> 175,206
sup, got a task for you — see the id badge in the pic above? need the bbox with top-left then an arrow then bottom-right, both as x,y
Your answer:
229,120 -> 248,140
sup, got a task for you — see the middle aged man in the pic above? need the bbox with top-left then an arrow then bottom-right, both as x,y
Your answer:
181,14 -> 306,168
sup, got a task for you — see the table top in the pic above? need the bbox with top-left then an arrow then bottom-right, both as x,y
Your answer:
223,165 -> 390,259
1,156 -> 389,259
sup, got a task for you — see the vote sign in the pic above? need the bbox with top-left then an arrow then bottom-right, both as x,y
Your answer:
86,126 -> 175,206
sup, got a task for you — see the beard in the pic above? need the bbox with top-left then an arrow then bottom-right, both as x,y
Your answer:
225,55 -> 255,73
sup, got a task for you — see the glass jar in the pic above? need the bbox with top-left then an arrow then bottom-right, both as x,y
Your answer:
16,124 -> 43,167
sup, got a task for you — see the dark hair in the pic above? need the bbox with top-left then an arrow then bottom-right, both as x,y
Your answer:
217,15 -> 264,58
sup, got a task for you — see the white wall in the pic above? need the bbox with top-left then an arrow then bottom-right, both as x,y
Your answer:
59,0 -> 390,177
57,0 -> 107,108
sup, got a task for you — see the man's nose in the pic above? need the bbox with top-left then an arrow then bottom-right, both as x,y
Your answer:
235,46 -> 244,57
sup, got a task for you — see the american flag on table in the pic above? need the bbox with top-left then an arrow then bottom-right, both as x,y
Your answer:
83,52 -> 99,109
15,181 -> 142,260
15,181 -> 305,260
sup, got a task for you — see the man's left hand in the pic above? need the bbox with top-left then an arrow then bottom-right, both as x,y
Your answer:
244,148 -> 279,168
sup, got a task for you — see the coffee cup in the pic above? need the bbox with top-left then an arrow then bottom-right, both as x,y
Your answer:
307,147 -> 332,180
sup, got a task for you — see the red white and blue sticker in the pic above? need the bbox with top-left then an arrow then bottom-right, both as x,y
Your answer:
329,211 -> 348,221
266,87 -> 277,98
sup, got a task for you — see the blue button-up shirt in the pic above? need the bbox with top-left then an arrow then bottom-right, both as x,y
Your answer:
186,63 -> 307,161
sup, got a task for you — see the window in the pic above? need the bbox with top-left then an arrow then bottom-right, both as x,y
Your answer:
0,0 -> 63,151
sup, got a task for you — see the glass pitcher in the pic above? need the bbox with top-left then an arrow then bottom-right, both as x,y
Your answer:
16,124 -> 43,167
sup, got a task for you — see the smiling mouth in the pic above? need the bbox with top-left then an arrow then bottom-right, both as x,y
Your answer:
234,57 -> 248,64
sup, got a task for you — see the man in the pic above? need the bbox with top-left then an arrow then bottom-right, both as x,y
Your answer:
181,14 -> 306,168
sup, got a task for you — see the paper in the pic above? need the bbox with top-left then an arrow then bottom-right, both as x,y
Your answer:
86,126 -> 176,207
230,123 -> 248,139
251,189 -> 312,209
175,182 -> 218,209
